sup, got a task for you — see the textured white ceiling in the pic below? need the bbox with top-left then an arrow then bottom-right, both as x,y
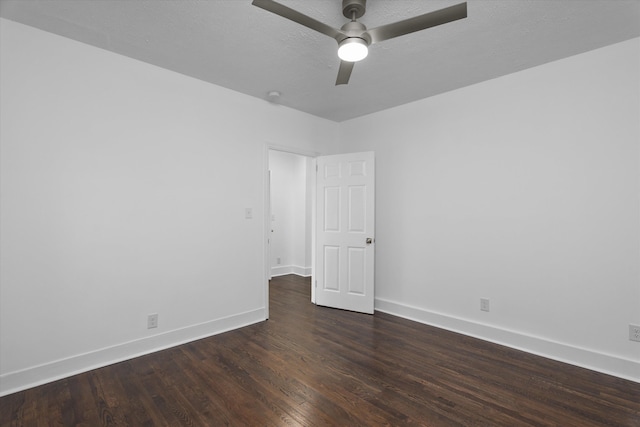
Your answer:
1,0 -> 639,122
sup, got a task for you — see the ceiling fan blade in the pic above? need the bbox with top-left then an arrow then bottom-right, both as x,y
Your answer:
367,2 -> 467,44
252,0 -> 346,41
335,61 -> 355,85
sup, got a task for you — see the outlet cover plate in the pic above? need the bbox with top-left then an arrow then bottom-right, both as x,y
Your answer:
148,313 -> 158,329
630,324 -> 640,342
480,298 -> 490,312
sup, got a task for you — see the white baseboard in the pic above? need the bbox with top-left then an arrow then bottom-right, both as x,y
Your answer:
0,308 -> 265,397
270,265 -> 290,277
271,265 -> 311,277
291,265 -> 311,277
375,298 -> 640,384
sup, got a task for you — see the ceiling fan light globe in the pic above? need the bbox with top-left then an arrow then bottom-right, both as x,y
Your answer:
338,38 -> 368,62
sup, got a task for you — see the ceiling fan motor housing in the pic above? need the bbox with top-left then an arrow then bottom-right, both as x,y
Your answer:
342,0 -> 366,19
339,21 -> 372,45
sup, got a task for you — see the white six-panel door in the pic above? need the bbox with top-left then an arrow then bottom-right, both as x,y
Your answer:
315,152 -> 375,314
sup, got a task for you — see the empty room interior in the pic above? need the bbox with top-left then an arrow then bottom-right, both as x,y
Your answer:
1,0 -> 639,425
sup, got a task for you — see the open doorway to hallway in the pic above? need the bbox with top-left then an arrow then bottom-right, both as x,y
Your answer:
268,150 -> 314,280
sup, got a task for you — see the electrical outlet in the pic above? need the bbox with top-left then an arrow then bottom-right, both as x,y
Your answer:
630,324 -> 640,342
480,298 -> 490,312
148,313 -> 158,329
277,257 -> 281,265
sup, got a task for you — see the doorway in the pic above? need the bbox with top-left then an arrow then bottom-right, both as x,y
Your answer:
268,150 -> 313,278
264,146 -> 318,320
263,147 -> 376,319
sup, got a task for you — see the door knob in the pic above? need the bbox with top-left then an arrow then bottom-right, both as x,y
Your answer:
366,238 -> 373,245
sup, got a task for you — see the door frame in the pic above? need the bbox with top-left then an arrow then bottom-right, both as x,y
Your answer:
263,143 -> 319,320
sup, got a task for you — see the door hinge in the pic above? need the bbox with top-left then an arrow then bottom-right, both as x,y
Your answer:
315,280 -> 318,288
316,164 -> 318,172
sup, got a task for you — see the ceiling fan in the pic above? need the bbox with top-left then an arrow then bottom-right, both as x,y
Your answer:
252,0 -> 468,85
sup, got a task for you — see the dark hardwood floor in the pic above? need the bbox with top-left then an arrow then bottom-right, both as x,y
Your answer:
1,274 -> 639,426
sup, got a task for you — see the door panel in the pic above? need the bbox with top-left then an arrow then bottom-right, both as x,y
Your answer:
348,186 -> 366,232
324,187 -> 340,231
324,246 -> 340,291
315,152 -> 375,314
347,247 -> 365,294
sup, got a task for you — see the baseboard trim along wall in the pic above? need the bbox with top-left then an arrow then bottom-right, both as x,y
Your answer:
271,265 -> 311,277
0,308 -> 265,397
375,298 -> 640,384
4,300 -> 636,397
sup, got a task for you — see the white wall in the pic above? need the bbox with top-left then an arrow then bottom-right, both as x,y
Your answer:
268,150 -> 311,277
0,18 -> 338,395
339,38 -> 640,382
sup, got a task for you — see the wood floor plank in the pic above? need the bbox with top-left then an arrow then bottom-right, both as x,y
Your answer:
1,274 -> 639,426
